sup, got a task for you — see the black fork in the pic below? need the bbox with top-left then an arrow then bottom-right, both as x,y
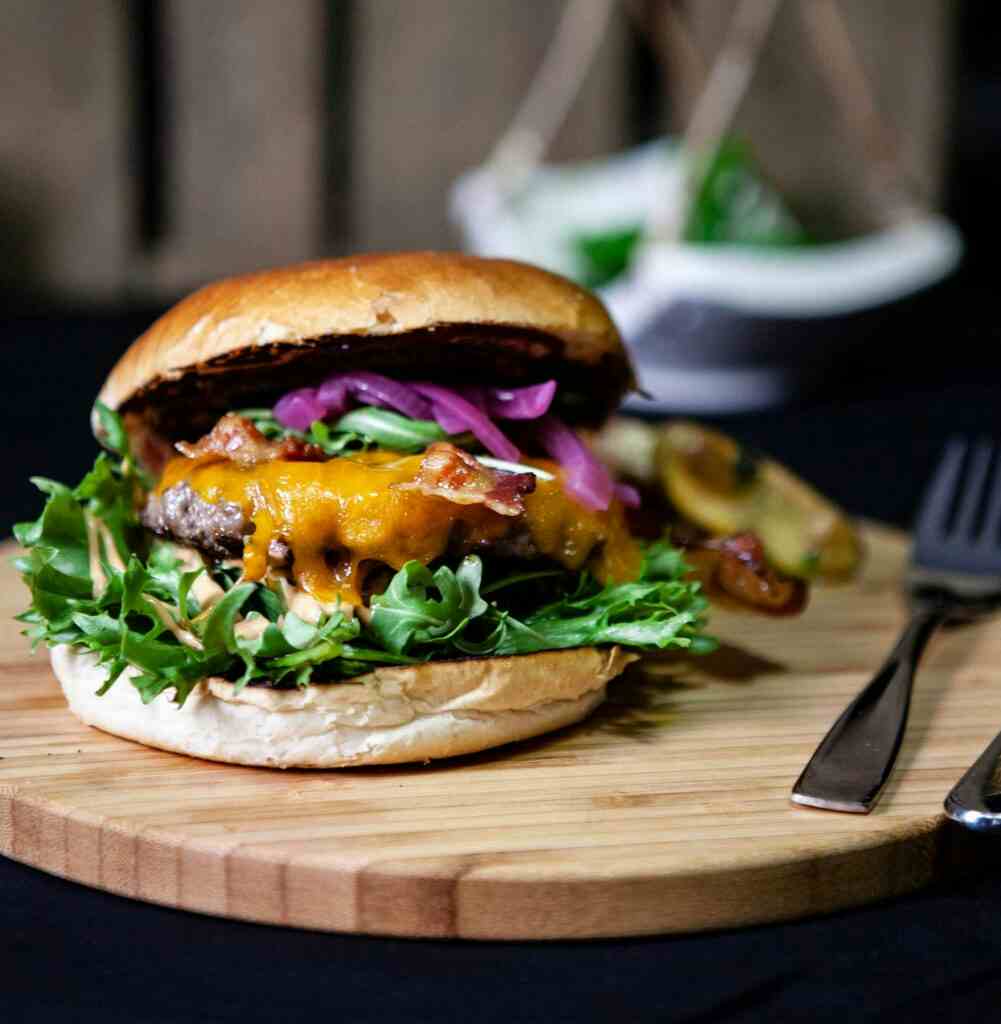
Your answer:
792,439 -> 1001,814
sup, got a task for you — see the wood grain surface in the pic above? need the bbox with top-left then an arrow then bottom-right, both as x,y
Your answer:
1,525 -> 997,939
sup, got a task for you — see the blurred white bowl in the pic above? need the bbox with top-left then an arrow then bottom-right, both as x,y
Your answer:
451,142 -> 963,413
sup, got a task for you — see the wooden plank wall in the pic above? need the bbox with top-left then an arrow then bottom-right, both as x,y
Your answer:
349,0 -> 632,252
0,1 -> 954,302
0,2 -> 131,300
0,1 -> 632,302
679,0 -> 953,238
139,0 -> 326,296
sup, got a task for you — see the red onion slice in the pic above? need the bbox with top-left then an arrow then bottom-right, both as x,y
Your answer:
273,388 -> 328,431
273,377 -> 576,487
427,403 -> 468,435
536,414 -> 613,512
314,378 -> 349,417
461,387 -> 489,412
411,383 -> 520,461
485,380 -> 557,420
318,372 -> 432,420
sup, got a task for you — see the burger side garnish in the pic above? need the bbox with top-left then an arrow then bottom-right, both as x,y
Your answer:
13,253 -> 818,768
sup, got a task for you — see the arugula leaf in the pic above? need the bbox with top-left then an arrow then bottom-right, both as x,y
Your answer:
74,455 -> 140,562
13,445 -> 423,702
174,569 -> 204,623
333,408 -> 447,452
17,479 -> 90,581
369,556 -> 489,654
92,399 -> 155,490
71,611 -> 123,646
236,620 -> 294,660
199,584 -> 255,655
92,400 -> 129,457
236,408 -> 288,439
308,418 -> 360,454
253,587 -> 280,622
480,568 -> 565,596
368,563 -> 445,653
237,405 -> 450,455
369,544 -> 713,660
236,407 -> 366,455
641,543 -> 689,582
280,611 -> 320,650
487,566 -> 712,657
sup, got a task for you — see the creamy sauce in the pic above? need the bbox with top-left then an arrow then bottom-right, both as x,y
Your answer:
157,450 -> 641,604
145,595 -> 203,650
86,517 -> 110,597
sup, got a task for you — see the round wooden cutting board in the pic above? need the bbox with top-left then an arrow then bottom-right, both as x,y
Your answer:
1,525 -> 998,939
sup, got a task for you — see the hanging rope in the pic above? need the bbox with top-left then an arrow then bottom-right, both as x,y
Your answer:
648,0 -> 784,242
797,0 -> 926,222
485,0 -> 924,241
487,0 -> 616,195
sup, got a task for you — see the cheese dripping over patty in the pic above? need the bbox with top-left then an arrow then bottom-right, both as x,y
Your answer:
156,450 -> 641,604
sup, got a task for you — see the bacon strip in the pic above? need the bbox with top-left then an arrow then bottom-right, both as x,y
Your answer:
176,414 -> 325,467
395,442 -> 535,517
683,532 -> 807,616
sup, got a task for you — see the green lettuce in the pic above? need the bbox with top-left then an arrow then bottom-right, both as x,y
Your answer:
239,405 -> 451,455
15,410 -> 714,706
368,551 -> 715,659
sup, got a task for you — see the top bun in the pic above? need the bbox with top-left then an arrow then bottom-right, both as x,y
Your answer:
99,252 -> 635,442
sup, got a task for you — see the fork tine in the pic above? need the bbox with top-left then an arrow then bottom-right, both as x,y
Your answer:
914,438 -> 966,543
954,440 -> 995,539
979,443 -> 1001,545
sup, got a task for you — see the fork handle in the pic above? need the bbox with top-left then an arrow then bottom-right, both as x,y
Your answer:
944,729 -> 1001,831
791,605 -> 946,813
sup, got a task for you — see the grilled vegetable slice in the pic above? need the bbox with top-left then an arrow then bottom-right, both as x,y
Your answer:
656,421 -> 861,581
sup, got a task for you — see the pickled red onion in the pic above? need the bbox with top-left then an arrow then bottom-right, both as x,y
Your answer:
536,414 -> 613,512
272,378 -> 628,513
484,380 -> 557,420
318,372 -> 431,420
613,482 -> 642,508
411,383 -> 520,461
273,388 -> 327,432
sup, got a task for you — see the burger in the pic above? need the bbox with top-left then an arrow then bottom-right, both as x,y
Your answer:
16,252 -> 809,769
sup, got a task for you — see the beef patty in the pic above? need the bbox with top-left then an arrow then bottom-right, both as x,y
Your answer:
141,482 -> 248,559
141,482 -> 547,569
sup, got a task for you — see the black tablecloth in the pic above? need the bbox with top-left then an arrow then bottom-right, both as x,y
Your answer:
2,303 -> 1001,1023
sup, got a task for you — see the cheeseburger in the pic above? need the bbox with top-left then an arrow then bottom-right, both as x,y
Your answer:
16,252 -> 738,767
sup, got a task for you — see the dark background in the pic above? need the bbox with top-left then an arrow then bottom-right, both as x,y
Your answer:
2,854 -> 1000,1024
3,4 -> 1001,1023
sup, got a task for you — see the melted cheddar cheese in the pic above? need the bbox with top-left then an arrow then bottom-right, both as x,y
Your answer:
157,451 -> 641,604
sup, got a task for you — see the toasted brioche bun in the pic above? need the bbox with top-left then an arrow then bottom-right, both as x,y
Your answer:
98,252 -> 635,443
51,644 -> 636,768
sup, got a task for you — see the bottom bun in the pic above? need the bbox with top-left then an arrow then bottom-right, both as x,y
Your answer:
51,644 -> 636,768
